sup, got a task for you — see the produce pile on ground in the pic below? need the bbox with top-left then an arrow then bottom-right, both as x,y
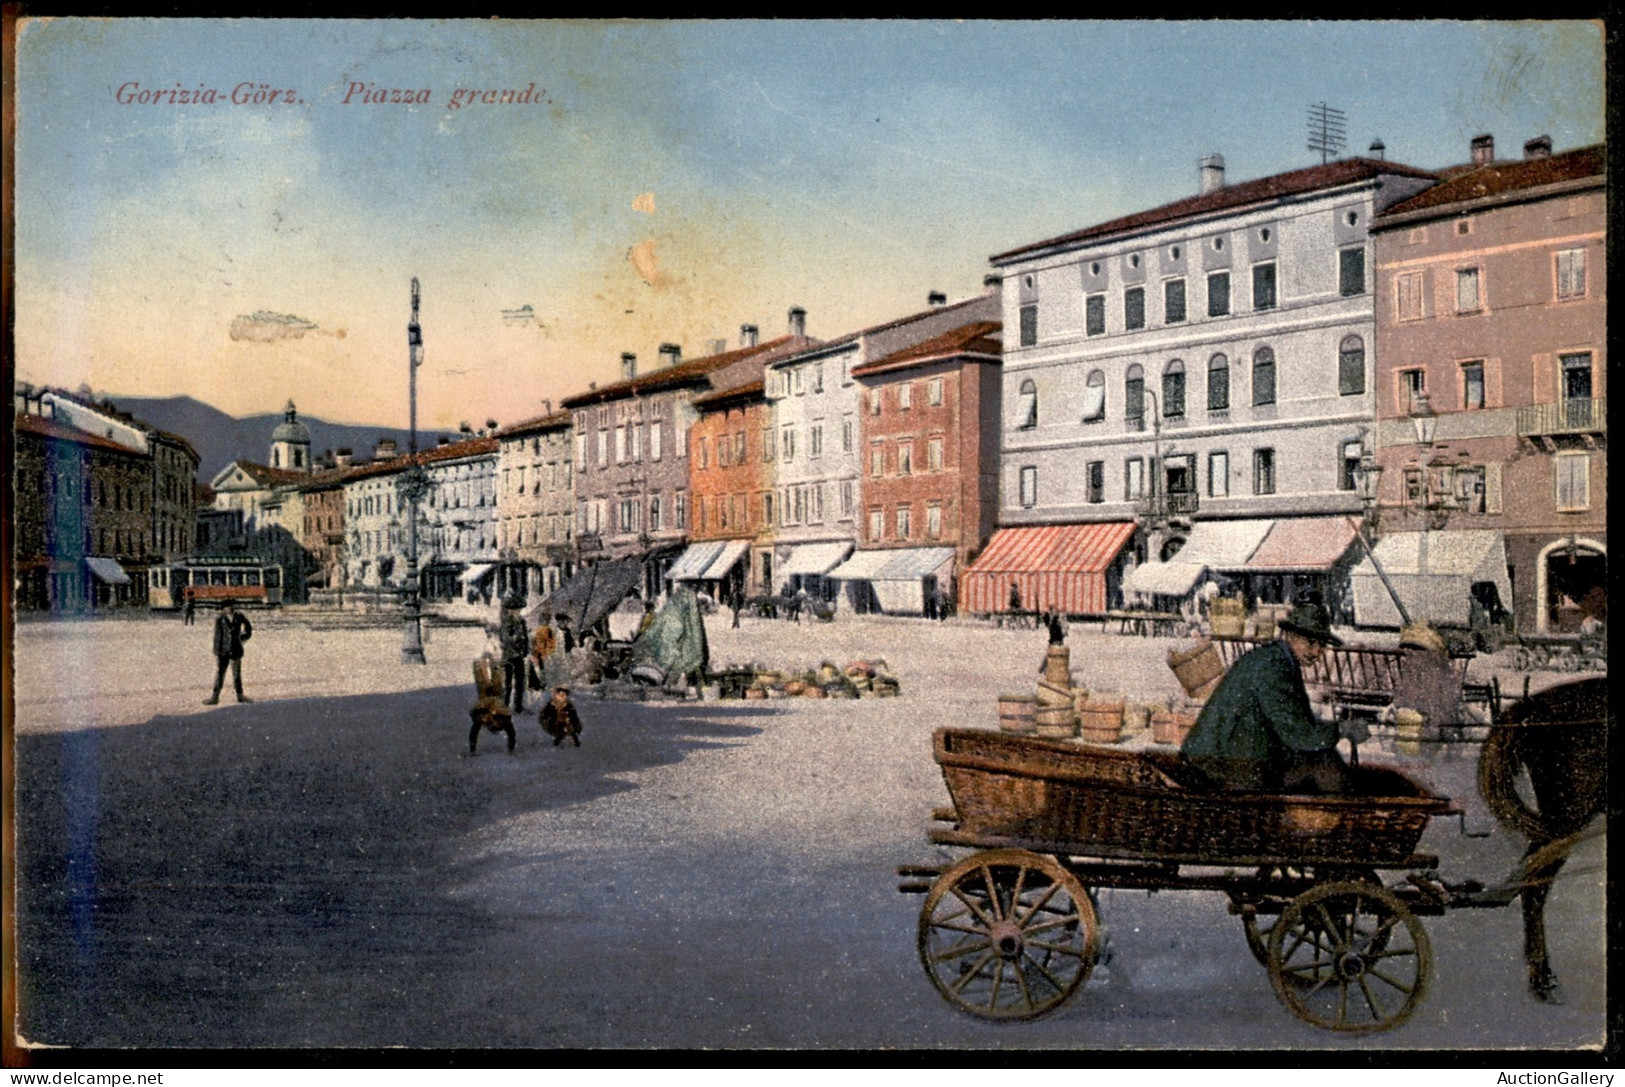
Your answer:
713,659 -> 901,700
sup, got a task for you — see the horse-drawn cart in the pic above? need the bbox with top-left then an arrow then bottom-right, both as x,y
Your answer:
900,681 -> 1606,1033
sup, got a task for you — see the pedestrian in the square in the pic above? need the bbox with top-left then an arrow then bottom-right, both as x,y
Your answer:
183,589 -> 196,626
500,595 -> 530,714
203,600 -> 254,705
539,685 -> 583,747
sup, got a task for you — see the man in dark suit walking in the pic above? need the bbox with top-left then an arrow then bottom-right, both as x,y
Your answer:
203,601 -> 254,705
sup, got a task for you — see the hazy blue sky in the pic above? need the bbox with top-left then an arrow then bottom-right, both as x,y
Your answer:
15,19 -> 1606,428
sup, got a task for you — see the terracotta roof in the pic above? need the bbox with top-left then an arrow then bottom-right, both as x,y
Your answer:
851,321 -> 1002,377
779,293 -> 999,357
495,409 -> 573,437
560,335 -> 818,408
15,412 -> 145,455
991,157 -> 1438,264
417,435 -> 499,464
692,379 -> 766,409
1374,144 -> 1604,221
341,456 -> 414,483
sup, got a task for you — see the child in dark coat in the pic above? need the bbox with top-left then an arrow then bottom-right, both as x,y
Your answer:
539,685 -> 583,747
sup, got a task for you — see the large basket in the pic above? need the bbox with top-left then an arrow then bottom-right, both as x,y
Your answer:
934,728 -> 1449,866
1167,639 -> 1225,698
1210,597 -> 1246,639
997,694 -> 1038,734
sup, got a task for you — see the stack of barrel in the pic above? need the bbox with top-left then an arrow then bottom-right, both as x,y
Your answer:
996,644 -> 1096,739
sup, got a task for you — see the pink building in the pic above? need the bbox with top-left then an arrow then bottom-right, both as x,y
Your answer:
1367,137 -> 1604,634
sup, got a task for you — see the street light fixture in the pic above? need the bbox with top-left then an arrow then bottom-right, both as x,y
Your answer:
401,277 -> 427,665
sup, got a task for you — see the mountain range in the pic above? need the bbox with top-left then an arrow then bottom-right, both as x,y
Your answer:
92,394 -> 461,482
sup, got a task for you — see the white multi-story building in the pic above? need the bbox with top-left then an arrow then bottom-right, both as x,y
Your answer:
342,458 -> 408,589
765,291 -> 1000,599
495,406 -> 575,604
987,154 -> 1437,610
419,436 -> 500,602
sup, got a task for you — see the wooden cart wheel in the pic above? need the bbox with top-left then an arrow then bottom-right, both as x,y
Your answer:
917,849 -> 1099,1021
1239,866 -> 1378,971
1267,880 -> 1430,1034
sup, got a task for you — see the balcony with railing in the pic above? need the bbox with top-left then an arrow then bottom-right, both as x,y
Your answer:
1137,490 -> 1200,523
1517,398 -> 1606,440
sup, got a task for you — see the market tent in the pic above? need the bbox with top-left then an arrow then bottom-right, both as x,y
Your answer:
459,562 -> 496,586
776,541 -> 853,590
698,539 -> 752,581
85,556 -> 131,585
962,522 -> 1135,615
628,587 -> 710,686
535,557 -> 645,634
1232,517 -> 1359,573
666,541 -> 727,581
830,546 -> 956,614
1351,530 -> 1512,629
1123,519 -> 1274,601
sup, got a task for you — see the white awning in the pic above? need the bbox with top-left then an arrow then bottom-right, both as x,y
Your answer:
459,563 -> 497,585
778,541 -> 854,585
827,550 -> 893,581
667,541 -> 728,581
1121,519 -> 1274,600
85,556 -> 131,585
1351,530 -> 1512,629
832,546 -> 956,583
698,539 -> 752,580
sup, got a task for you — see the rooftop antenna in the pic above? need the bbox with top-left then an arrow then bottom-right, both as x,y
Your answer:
1306,102 -> 1347,165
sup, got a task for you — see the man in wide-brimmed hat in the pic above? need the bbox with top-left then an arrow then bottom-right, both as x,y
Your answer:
1181,599 -> 1349,793
499,593 -> 531,714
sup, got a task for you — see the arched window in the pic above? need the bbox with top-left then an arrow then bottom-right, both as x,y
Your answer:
1207,354 -> 1230,411
1125,364 -> 1145,429
1162,359 -> 1186,417
1082,370 -> 1106,422
1253,346 -> 1276,406
1338,334 -> 1365,396
1016,378 -> 1038,429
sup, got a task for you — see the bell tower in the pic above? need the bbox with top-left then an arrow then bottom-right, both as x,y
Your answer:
269,399 -> 313,472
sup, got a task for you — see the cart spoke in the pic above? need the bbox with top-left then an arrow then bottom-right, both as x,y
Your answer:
1303,969 -> 1338,999
1368,946 -> 1419,962
1026,938 -> 1090,959
1314,902 -> 1349,951
1363,914 -> 1401,951
1014,953 -> 1035,1012
929,939 -> 992,965
1019,948 -> 1067,995
988,956 -> 1004,1008
1358,974 -> 1386,1022
1366,965 -> 1416,995
929,919 -> 991,938
1019,880 -> 1061,926
1336,977 -> 1350,1027
950,886 -> 996,930
948,950 -> 997,995
1022,914 -> 1081,937
981,865 -> 1004,922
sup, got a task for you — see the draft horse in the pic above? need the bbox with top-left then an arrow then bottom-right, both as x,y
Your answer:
1477,677 -> 1608,1004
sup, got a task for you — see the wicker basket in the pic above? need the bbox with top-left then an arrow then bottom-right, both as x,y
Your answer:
1167,639 -> 1225,698
997,694 -> 1038,733
1034,704 -> 1077,738
1121,703 -> 1151,736
1036,678 -> 1073,707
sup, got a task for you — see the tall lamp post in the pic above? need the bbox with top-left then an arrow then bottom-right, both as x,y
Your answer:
400,277 -> 428,664
1349,429 -> 1410,627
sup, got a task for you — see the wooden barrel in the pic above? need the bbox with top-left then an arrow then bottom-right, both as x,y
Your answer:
1078,698 -> 1123,743
1036,678 -> 1073,706
1043,645 -> 1071,686
1034,704 -> 1077,738
1122,703 -> 1151,734
1167,639 -> 1225,698
1151,710 -> 1198,746
997,694 -> 1038,734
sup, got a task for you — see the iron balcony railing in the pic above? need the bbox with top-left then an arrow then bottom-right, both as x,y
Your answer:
1517,397 -> 1605,438
1137,491 -> 1200,521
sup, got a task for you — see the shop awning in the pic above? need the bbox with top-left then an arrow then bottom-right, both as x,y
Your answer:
832,546 -> 956,583
778,541 -> 854,586
1239,517 -> 1359,572
962,522 -> 1135,615
85,556 -> 131,585
1123,519 -> 1274,600
698,539 -> 752,581
1351,530 -> 1512,629
459,563 -> 496,585
667,541 -> 728,581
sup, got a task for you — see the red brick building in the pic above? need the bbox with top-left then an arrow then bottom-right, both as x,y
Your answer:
672,380 -> 775,601
1366,138 -> 1605,634
839,320 -> 1003,614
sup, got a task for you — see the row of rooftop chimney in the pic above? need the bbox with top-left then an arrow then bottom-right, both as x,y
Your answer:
1196,133 -> 1554,195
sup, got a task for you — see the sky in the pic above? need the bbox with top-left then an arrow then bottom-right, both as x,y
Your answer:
13,19 -> 1607,431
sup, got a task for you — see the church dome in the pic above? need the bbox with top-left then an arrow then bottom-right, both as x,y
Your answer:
271,399 -> 311,444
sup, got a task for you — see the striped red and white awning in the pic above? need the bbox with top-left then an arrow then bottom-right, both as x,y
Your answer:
962,522 -> 1136,616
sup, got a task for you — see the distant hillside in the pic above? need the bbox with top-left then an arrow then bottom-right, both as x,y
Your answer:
96,395 -> 454,481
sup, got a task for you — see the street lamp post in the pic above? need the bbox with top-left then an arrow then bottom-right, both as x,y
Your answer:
1349,428 -> 1410,627
401,277 -> 427,664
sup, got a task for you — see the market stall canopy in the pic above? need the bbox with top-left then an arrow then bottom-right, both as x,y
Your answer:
459,563 -> 497,586
534,557 -> 644,633
666,541 -> 728,581
85,556 -> 131,585
777,541 -> 854,588
1235,517 -> 1359,572
628,587 -> 710,686
1351,530 -> 1512,629
1124,519 -> 1275,600
962,522 -> 1135,615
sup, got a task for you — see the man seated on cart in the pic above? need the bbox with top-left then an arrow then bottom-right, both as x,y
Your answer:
1180,599 -> 1350,794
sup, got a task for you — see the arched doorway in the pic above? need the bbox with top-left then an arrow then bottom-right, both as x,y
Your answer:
1537,537 -> 1606,634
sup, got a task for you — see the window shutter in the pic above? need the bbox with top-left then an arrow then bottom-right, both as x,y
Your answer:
1531,353 -> 1556,404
